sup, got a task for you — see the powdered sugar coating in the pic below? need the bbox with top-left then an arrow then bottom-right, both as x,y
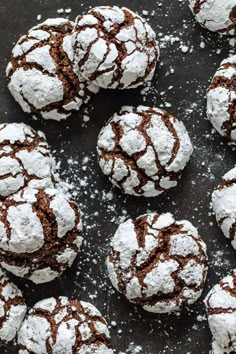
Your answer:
207,55 -> 236,141
0,123 -> 54,198
0,187 -> 83,284
107,213 -> 208,313
212,167 -> 236,248
205,270 -> 236,353
72,6 -> 159,89
0,268 -> 27,342
189,0 -> 236,35
210,340 -> 229,354
18,297 -> 113,354
97,106 -> 193,197
6,18 -> 99,121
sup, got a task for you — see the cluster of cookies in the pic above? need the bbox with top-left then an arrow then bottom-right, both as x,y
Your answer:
1,1 -> 236,354
6,7 -> 159,121
0,123 -> 104,351
0,123 -> 83,285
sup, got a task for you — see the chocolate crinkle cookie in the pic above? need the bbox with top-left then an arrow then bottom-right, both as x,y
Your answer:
72,6 -> 159,89
212,167 -> 236,249
189,0 -> 236,35
0,122 -> 54,199
106,213 -> 208,313
6,18 -> 99,121
0,187 -> 83,284
97,106 -> 193,197
205,270 -> 236,353
207,55 -> 236,142
0,268 -> 26,343
18,296 -> 113,354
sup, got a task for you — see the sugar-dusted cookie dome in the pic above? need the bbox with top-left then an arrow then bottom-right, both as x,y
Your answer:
205,270 -> 236,353
107,213 -> 208,313
0,269 -> 26,343
189,0 -> 236,35
0,123 -> 54,198
97,106 -> 193,197
0,187 -> 83,284
6,18 -> 99,121
212,167 -> 236,248
18,297 -> 113,354
207,55 -> 236,141
72,6 -> 159,89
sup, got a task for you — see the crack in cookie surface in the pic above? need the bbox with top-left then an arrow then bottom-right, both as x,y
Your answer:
189,0 -> 236,35
0,187 -> 83,284
6,18 -> 99,121
205,270 -> 236,353
207,56 -> 236,141
97,105 -> 193,197
0,269 -> 27,343
212,167 -> 236,248
107,213 -> 208,313
72,6 -> 159,89
0,123 -> 54,198
18,297 -> 113,354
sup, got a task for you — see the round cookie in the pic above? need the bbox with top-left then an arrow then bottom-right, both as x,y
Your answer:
6,18 -> 99,121
0,187 -> 83,284
106,213 -> 208,313
97,106 -> 193,197
205,270 -> 236,353
207,55 -> 236,141
18,296 -> 113,354
212,167 -> 236,248
0,268 -> 26,343
72,6 -> 159,89
0,122 -> 54,199
189,0 -> 236,35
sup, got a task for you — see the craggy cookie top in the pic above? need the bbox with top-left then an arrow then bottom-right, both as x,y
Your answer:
205,270 -> 236,353
0,123 -> 54,198
6,18 -> 99,121
207,55 -> 236,141
0,187 -> 83,284
212,167 -> 236,249
0,268 -> 27,342
72,6 -> 159,89
189,0 -> 236,35
97,106 -> 193,197
18,297 -> 113,354
107,213 -> 208,313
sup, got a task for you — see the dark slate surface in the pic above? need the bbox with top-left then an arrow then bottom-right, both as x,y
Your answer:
0,0 -> 235,353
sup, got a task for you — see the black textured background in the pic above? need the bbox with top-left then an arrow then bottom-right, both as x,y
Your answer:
0,0 -> 235,353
